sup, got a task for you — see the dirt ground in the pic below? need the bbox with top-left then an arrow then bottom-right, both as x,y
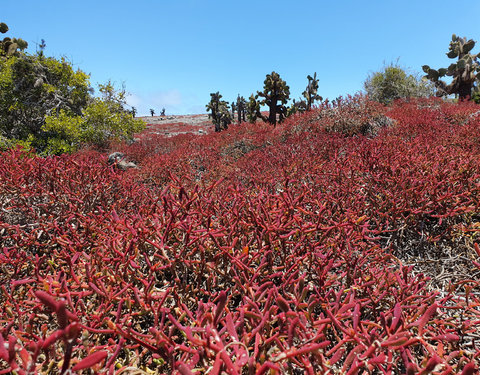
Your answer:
137,113 -> 213,137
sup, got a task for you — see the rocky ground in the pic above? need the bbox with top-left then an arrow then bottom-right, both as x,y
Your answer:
137,113 -> 213,138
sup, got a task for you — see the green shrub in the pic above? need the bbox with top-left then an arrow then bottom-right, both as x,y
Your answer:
0,22 -> 145,155
473,86 -> 480,104
364,63 -> 435,105
0,54 -> 91,145
0,50 -> 144,155
43,84 -> 145,154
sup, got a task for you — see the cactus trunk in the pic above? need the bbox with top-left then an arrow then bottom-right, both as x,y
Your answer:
458,81 -> 472,100
269,98 -> 277,125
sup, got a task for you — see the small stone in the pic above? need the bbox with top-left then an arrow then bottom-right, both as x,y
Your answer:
108,152 -> 137,170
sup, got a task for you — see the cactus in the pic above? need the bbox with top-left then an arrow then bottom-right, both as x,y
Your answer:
287,98 -> 307,117
0,23 -> 8,34
206,92 -> 231,132
231,100 -> 237,119
257,71 -> 290,126
246,94 -> 260,123
0,22 -> 28,57
423,34 -> 480,101
131,106 -> 137,117
161,108 -> 166,116
218,105 -> 232,131
206,92 -> 221,129
302,72 -> 322,110
150,108 -> 155,116
236,95 -> 247,123
37,39 -> 46,57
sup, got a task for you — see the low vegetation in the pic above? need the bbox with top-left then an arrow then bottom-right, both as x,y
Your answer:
1,23 -> 480,374
2,98 -> 480,374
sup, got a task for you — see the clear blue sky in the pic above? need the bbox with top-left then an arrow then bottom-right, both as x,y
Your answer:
3,1 -> 480,116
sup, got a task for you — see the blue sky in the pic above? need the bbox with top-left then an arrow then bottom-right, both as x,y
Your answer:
3,1 -> 480,115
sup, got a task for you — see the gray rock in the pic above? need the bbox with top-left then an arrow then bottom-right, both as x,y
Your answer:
117,160 -> 138,171
108,152 -> 138,170
108,152 -> 125,165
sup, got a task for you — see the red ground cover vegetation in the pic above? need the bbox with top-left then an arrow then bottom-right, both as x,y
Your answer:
1,97 -> 480,374
138,114 -> 212,140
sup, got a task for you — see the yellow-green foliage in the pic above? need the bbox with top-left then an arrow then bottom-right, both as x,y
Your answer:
0,47 -> 144,155
43,98 -> 145,154
0,53 -> 91,147
0,134 -> 33,151
0,56 -> 15,110
364,63 -> 435,105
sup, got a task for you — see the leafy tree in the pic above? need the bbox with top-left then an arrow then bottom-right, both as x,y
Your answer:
43,81 -> 144,154
0,53 -> 92,149
364,62 -> 435,105
150,108 -> 155,116
423,35 -> 480,101
0,22 -> 145,154
257,71 -> 290,126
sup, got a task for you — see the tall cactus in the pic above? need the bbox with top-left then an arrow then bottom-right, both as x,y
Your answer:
287,98 -> 307,117
257,71 -> 290,126
218,105 -> 232,131
246,94 -> 260,123
423,34 -> 480,101
302,72 -> 322,110
206,92 -> 231,132
0,22 -> 28,57
231,101 -> 237,119
236,95 -> 247,123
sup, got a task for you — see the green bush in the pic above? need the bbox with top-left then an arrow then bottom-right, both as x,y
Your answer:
364,63 -> 435,105
0,53 -> 91,145
0,51 -> 144,154
0,21 -> 145,155
473,86 -> 480,104
43,83 -> 145,154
